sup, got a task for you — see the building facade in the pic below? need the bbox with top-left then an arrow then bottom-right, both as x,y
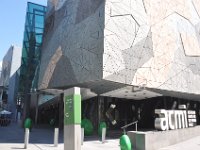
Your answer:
18,2 -> 46,120
0,45 -> 22,113
0,46 -> 21,87
38,0 -> 200,131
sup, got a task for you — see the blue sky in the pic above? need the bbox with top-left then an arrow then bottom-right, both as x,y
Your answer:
0,0 -> 47,62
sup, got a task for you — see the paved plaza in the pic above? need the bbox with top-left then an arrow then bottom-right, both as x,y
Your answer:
158,136 -> 200,150
0,122 -> 200,150
0,122 -> 119,150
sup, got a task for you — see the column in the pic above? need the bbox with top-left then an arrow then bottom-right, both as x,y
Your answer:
64,87 -> 81,150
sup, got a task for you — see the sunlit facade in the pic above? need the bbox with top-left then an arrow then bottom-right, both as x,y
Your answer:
37,0 -> 200,132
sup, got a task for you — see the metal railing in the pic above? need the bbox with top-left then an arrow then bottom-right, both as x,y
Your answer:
121,120 -> 138,134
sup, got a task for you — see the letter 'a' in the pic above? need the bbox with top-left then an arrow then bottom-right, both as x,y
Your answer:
155,109 -> 169,130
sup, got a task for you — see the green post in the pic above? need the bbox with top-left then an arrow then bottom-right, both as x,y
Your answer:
64,87 -> 81,150
64,95 -> 81,125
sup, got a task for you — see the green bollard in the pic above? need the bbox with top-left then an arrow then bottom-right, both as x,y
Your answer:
81,119 -> 94,136
120,135 -> 132,150
98,122 -> 107,137
49,118 -> 55,127
24,118 -> 32,129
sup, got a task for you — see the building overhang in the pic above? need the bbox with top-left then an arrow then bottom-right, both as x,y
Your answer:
101,86 -> 162,100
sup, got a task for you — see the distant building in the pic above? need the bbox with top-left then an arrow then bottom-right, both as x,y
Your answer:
0,45 -> 22,112
0,61 -> 2,79
0,61 -> 2,109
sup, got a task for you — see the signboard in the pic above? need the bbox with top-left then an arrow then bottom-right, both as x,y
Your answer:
64,94 -> 81,125
155,107 -> 197,131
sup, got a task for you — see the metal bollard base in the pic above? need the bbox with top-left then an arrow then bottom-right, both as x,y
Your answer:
102,128 -> 106,143
24,128 -> 30,149
54,128 -> 59,147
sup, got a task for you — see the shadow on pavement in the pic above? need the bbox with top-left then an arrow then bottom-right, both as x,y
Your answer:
0,122 -> 119,145
0,122 -> 63,144
11,147 -> 25,149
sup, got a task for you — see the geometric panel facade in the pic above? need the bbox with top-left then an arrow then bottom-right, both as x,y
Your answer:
39,0 -> 200,96
103,0 -> 200,95
39,0 -> 105,89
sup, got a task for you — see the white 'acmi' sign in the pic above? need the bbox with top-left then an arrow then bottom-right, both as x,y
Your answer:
155,107 -> 196,131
